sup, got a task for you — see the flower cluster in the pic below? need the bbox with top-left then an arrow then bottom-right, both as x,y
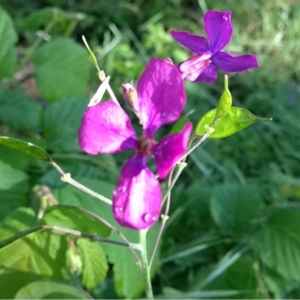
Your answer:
78,10 -> 258,230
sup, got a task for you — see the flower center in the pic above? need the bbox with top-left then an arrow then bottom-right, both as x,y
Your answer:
180,51 -> 212,81
137,136 -> 156,156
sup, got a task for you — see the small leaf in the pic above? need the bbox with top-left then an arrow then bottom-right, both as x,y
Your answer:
44,205 -> 111,237
77,238 -> 108,291
0,6 -> 17,78
195,107 -> 272,138
33,38 -> 90,102
0,136 -> 52,161
14,281 -> 93,299
170,117 -> 190,134
214,75 -> 232,121
0,91 -> 42,130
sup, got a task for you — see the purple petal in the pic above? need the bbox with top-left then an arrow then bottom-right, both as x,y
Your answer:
137,58 -> 186,138
204,11 -> 232,53
112,154 -> 162,230
78,101 -> 137,155
171,30 -> 209,54
152,123 -> 192,179
213,52 -> 259,72
193,63 -> 218,83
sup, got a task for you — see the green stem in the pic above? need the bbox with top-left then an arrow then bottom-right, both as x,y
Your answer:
139,230 -> 154,299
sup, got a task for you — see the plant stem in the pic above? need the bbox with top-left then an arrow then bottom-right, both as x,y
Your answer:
0,225 -> 140,250
51,161 -> 112,205
139,230 -> 154,299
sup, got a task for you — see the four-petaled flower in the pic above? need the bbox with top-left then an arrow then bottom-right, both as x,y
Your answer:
171,10 -> 259,83
78,58 -> 192,230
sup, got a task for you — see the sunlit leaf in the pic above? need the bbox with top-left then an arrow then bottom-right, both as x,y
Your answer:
14,281 -> 93,299
214,75 -> 232,121
77,238 -> 108,290
44,205 -> 111,237
195,107 -> 272,138
0,136 -> 51,161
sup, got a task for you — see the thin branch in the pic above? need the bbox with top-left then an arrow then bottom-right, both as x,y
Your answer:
0,225 -> 134,249
50,161 -> 112,206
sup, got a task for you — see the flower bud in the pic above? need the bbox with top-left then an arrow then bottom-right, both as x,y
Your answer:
122,82 -> 138,114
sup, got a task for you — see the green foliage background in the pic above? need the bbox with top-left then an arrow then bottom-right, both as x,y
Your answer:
0,0 -> 300,298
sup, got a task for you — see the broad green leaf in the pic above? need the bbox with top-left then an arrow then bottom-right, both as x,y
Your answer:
25,7 -> 64,30
210,184 -> 264,234
0,208 -> 69,280
195,107 -> 272,138
0,91 -> 42,130
252,209 -> 300,281
14,281 -> 93,299
0,160 -> 28,190
41,97 -> 86,152
214,74 -> 232,121
0,136 -> 51,161
0,6 -> 17,78
33,38 -> 90,102
102,224 -> 160,299
77,238 -> 108,291
44,205 -> 111,237
0,160 -> 29,221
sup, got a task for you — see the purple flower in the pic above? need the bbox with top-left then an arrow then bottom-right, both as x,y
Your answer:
78,58 -> 192,230
171,10 -> 259,83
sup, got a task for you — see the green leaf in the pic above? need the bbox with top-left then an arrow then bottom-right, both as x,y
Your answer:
77,238 -> 108,291
33,38 -> 90,102
41,97 -> 86,152
103,224 -> 160,299
169,117 -> 190,134
252,209 -> 300,281
0,91 -> 42,130
210,184 -> 264,234
14,281 -> 93,299
214,74 -> 232,121
25,7 -> 64,30
0,160 -> 29,221
0,6 -> 17,78
195,107 -> 272,138
44,205 -> 111,237
0,136 -> 51,161
0,208 -> 69,280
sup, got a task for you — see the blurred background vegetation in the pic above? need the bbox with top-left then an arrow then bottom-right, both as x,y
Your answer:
0,0 -> 300,298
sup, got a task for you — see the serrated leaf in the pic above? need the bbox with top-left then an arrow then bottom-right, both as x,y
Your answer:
0,136 -> 51,161
0,6 -> 17,78
210,184 -> 264,234
14,281 -> 93,299
77,238 -> 108,291
0,91 -> 42,130
0,160 -> 29,221
195,107 -> 271,138
0,208 -> 69,280
252,209 -> 300,281
41,97 -> 86,152
44,205 -> 111,237
33,38 -> 90,102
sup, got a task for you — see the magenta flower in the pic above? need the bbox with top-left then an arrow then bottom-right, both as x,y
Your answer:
171,10 -> 259,83
78,58 -> 192,230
